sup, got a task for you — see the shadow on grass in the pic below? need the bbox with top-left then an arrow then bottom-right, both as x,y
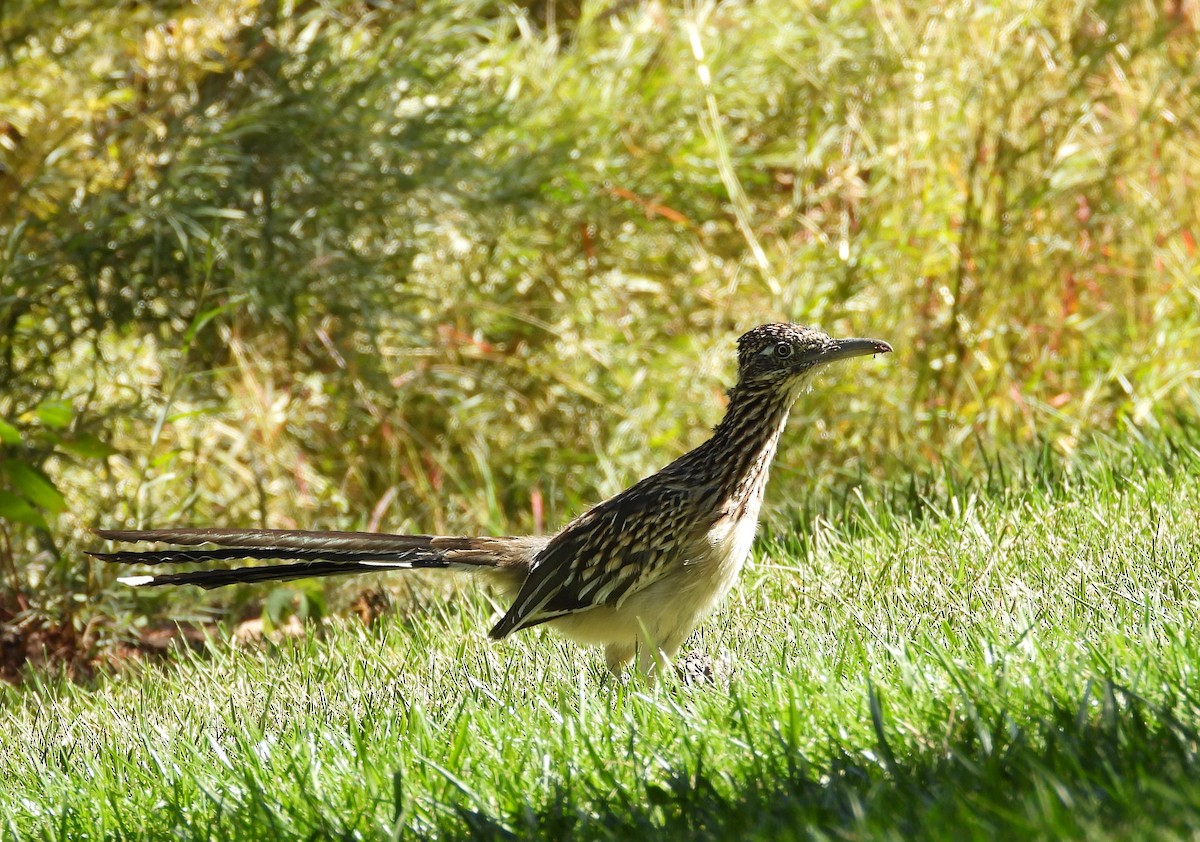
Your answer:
445,681 -> 1200,840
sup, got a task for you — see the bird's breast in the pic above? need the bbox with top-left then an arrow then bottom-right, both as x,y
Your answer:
707,501 -> 759,562
692,492 -> 763,604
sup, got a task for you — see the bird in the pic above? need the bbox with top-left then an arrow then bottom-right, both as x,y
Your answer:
92,323 -> 891,675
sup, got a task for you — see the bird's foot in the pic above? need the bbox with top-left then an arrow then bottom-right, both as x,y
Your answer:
677,650 -> 716,685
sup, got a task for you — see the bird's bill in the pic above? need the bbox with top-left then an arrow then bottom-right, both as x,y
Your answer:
809,337 -> 893,365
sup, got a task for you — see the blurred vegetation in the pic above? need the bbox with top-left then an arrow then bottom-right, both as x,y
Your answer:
1,0 -> 1198,657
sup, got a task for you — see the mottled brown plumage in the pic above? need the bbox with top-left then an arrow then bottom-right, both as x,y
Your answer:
92,324 -> 891,674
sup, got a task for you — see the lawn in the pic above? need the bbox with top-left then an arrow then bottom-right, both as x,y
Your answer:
3,436 -> 1198,839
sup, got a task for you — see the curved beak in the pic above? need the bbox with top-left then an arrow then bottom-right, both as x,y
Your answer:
806,337 -> 892,366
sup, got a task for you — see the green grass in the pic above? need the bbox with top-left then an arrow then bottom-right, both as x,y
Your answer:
2,1 -> 1200,836
3,436 -> 1198,839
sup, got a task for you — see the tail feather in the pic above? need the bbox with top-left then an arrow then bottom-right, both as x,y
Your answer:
87,546 -> 439,566
115,558 -> 443,590
91,527 -> 542,591
92,527 -> 468,552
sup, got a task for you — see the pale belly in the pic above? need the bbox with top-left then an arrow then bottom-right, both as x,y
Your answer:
546,504 -> 760,659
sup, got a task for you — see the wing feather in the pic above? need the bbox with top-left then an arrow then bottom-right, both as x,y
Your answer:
488,481 -> 701,638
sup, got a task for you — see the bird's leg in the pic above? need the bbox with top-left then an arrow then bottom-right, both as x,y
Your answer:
604,642 -> 635,677
634,629 -> 686,682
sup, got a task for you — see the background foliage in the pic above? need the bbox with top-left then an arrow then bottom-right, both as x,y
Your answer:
1,0 -> 1198,658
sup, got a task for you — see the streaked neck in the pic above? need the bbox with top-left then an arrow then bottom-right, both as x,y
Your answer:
692,381 -> 796,497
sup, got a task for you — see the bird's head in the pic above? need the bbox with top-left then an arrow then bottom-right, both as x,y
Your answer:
735,323 -> 892,392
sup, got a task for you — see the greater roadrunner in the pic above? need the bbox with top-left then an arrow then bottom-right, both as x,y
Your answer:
93,324 -> 891,674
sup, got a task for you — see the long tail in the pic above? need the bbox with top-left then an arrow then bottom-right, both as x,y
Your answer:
90,527 -> 537,590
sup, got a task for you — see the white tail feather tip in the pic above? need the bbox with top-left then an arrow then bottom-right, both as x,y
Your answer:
119,576 -> 156,587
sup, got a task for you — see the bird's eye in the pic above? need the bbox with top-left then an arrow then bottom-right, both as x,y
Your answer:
774,342 -> 794,359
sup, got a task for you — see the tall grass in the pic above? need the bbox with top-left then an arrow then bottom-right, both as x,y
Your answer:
0,0 -> 1197,637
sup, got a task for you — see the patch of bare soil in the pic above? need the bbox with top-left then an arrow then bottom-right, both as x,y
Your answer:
1,586 -> 404,685
0,607 -> 215,685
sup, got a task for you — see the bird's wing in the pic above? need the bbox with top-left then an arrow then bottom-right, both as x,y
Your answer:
488,480 -> 705,639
